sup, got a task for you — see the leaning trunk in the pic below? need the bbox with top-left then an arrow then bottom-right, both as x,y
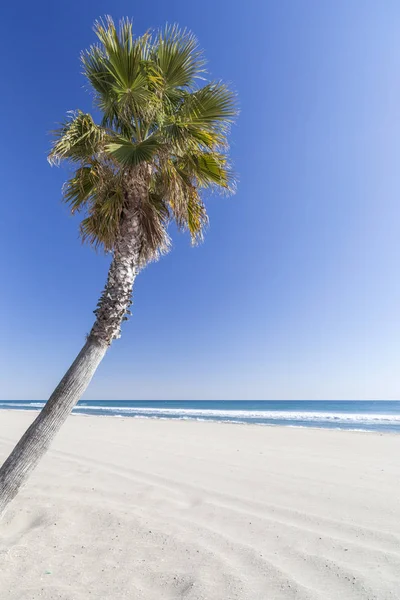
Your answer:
0,173 -> 146,516
0,339 -> 107,515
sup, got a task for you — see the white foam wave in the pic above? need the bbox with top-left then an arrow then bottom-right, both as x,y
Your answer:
2,403 -> 399,427
0,402 -> 45,409
72,405 -> 400,424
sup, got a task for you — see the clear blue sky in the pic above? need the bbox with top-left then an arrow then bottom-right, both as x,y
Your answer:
1,0 -> 400,401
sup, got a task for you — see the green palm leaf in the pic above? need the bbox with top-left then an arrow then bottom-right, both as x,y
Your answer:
82,18 -> 152,137
105,136 -> 160,166
63,167 -> 96,212
179,83 -> 236,129
155,24 -> 205,89
163,83 -> 236,151
49,111 -> 105,164
186,152 -> 233,189
187,189 -> 208,243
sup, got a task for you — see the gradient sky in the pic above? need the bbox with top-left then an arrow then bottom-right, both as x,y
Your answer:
1,0 -> 400,401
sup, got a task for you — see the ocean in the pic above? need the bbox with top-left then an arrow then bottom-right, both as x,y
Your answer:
1,400 -> 400,433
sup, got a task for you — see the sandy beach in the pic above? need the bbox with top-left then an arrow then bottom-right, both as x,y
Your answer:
0,412 -> 399,599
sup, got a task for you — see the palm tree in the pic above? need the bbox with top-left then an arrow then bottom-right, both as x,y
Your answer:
0,17 -> 236,515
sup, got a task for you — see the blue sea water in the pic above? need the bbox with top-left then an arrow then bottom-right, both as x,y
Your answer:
1,400 -> 400,433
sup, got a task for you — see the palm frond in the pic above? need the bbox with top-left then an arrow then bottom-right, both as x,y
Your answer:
80,185 -> 124,251
48,111 -> 106,165
92,17 -> 146,90
105,136 -> 160,166
178,83 -> 236,131
163,83 -> 237,152
82,17 -> 153,138
155,24 -> 205,90
138,198 -> 171,263
81,44 -> 114,100
181,151 -> 235,190
63,166 -> 96,212
157,157 -> 208,242
187,188 -> 208,243
62,160 -> 124,251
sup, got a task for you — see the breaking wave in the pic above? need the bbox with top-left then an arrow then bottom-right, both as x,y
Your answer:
2,400 -> 400,432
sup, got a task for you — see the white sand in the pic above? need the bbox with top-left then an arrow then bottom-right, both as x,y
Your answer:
0,412 -> 399,599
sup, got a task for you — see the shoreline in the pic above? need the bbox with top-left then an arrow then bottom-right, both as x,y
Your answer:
0,407 -> 397,436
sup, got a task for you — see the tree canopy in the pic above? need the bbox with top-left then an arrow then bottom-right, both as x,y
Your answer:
49,17 -> 237,264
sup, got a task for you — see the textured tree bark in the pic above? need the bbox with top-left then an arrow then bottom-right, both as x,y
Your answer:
0,339 -> 107,516
0,170 -> 147,517
90,184 -> 143,346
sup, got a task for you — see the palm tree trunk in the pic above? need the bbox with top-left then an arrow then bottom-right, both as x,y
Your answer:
0,339 -> 107,515
0,190 -> 143,517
